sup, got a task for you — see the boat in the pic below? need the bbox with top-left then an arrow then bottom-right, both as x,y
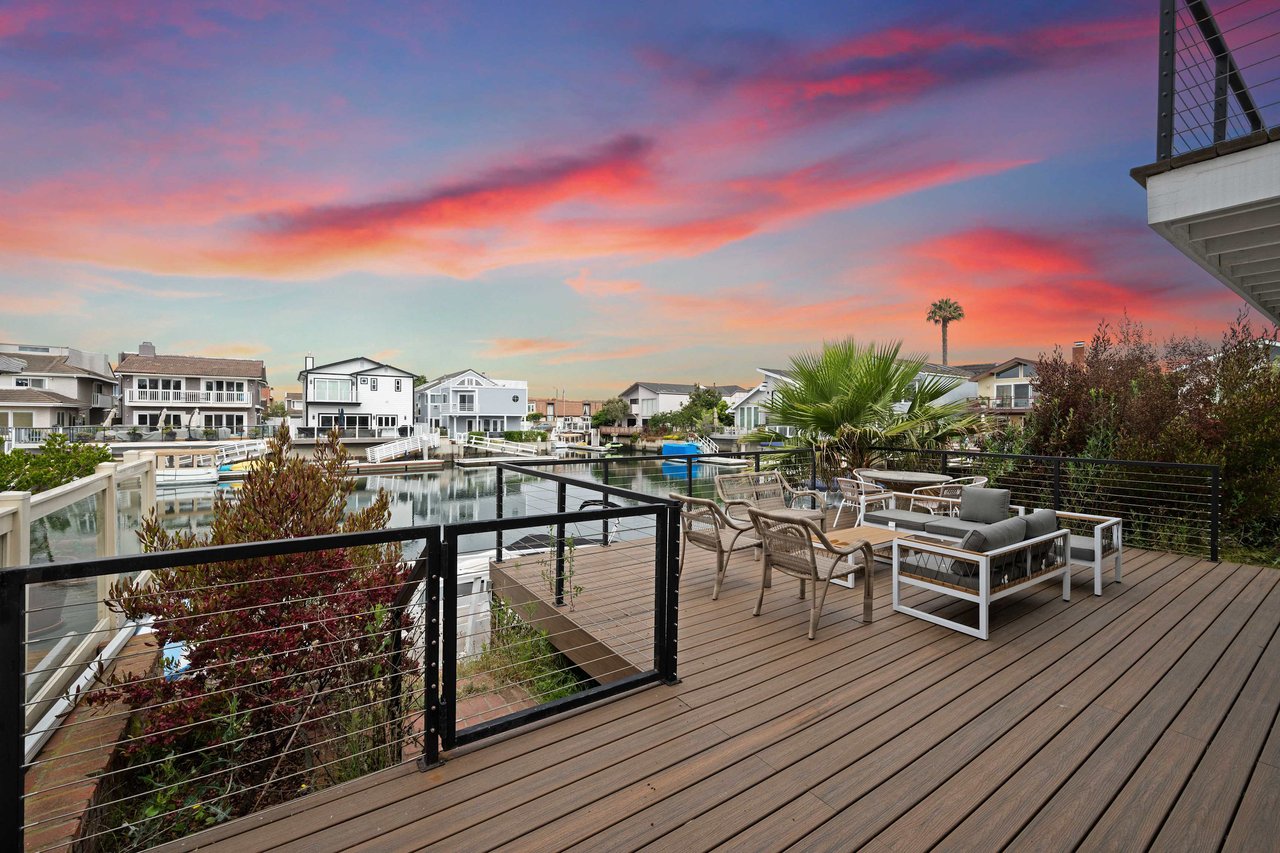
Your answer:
154,450 -> 220,486
604,441 -> 624,451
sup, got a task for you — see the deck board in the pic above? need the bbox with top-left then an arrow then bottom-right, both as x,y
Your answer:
157,536 -> 1280,853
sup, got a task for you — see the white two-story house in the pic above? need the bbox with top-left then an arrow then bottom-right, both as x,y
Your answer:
616,381 -> 747,428
0,342 -> 117,437
116,342 -> 267,433
297,356 -> 415,435
414,369 -> 528,437
971,357 -> 1039,425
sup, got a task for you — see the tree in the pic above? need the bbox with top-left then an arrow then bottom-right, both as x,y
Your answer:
93,425 -> 411,847
591,397 -> 630,427
413,374 -> 428,388
0,432 -> 111,492
527,411 -> 545,424
265,400 -> 288,419
765,338 -> 977,480
926,298 -> 965,366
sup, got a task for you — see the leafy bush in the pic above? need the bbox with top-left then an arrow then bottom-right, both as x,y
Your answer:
89,426 -> 414,849
0,432 -> 111,493
502,430 -> 543,442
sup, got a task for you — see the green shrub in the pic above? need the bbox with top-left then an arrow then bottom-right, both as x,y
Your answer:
0,432 -> 111,493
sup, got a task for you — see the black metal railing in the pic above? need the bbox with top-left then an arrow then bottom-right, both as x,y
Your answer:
1157,0 -> 1277,160
870,447 -> 1221,560
5,479 -> 681,850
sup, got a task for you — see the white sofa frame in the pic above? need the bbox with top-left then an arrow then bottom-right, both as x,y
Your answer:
891,529 -> 1071,640
1056,510 -> 1124,596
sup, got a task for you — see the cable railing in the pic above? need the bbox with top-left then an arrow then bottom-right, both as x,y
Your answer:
869,447 -> 1221,560
1157,0 -> 1278,160
5,470 -> 682,852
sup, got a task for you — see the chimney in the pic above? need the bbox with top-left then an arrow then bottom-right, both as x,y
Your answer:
304,354 -> 315,371
138,341 -> 156,357
1072,341 -> 1086,366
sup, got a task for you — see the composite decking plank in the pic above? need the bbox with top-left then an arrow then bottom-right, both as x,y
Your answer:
1000,564 -> 1280,851
1146,592 -> 1280,852
780,556 -> 1225,853
1223,762 -> 1280,853
870,563 -> 1272,852
150,548 -> 1280,853
224,553 -> 958,852
1078,576 -> 1280,852
464,565 -> 1115,853
629,554 -> 1187,853
164,549 -> 955,853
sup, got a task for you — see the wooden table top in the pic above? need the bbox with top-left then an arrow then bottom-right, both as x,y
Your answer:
822,525 -> 900,551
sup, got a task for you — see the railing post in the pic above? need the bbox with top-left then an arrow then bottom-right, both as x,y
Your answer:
555,483 -> 566,606
1210,466 -> 1221,562
494,467 -> 504,564
1052,457 -> 1063,511
939,450 -> 949,478
418,532 -> 443,769
810,446 -> 817,490
1157,0 -> 1177,160
0,494 -> 30,568
685,458 -> 694,497
753,451 -> 762,473
601,459 -> 611,547
656,502 -> 680,684
95,462 -> 120,627
0,570 -> 24,850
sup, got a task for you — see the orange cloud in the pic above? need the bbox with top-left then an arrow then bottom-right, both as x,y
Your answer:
912,227 -> 1092,277
565,269 -> 644,296
482,338 -> 577,358
547,344 -> 664,364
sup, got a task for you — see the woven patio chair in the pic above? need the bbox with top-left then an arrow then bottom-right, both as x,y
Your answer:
747,507 -> 874,639
670,494 -> 759,600
715,470 -> 827,531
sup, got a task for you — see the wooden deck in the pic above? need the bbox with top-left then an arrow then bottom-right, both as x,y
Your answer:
160,537 -> 1280,852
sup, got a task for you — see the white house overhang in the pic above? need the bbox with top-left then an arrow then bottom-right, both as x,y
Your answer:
1144,139 -> 1280,325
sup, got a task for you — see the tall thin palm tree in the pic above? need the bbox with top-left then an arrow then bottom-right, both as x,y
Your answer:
926,298 -> 965,365
764,339 -> 977,478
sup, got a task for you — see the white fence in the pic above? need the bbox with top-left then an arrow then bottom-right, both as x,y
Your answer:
0,452 -> 158,739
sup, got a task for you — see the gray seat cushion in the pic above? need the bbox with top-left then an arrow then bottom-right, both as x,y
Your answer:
863,509 -> 935,532
766,507 -> 827,525
1070,533 -> 1097,561
959,487 -> 1012,523
924,517 -> 990,539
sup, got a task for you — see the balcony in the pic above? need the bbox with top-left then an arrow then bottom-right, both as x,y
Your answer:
1133,0 -> 1280,324
12,450 -> 1279,851
126,389 -> 249,405
978,395 -> 1035,411
90,393 -> 114,409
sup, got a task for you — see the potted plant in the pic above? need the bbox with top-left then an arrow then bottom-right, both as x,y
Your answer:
163,428 -> 178,441
127,428 -> 142,442
203,428 -> 217,440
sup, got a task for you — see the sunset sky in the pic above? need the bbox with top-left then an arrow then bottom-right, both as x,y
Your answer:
0,0 -> 1256,396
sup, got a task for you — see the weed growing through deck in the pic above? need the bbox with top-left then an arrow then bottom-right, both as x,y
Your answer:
537,526 -> 584,611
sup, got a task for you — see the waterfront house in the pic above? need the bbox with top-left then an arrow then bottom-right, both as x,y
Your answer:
284,392 -> 304,419
721,368 -> 796,439
616,381 -> 747,428
0,342 -> 117,438
414,369 -> 527,437
527,395 -> 609,433
970,357 -> 1039,426
116,342 -> 267,433
298,355 -> 415,435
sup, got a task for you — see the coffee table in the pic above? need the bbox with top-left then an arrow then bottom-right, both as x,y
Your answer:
815,525 -> 901,623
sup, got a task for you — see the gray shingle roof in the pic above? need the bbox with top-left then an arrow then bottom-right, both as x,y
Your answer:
117,353 -> 266,380
0,389 -> 81,405
2,353 -> 115,382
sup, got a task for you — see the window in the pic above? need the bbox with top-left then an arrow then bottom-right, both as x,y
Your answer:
370,378 -> 378,392
629,398 -> 639,406
582,402 -> 591,416
17,345 -> 50,353
15,377 -> 46,389
375,415 -> 397,428
395,379 -> 402,393
319,413 -> 371,428
204,414 -> 245,429
137,377 -> 181,391
312,378 -> 351,401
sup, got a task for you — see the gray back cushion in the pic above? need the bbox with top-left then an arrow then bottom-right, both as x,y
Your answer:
958,487 -> 1012,523
1023,508 -> 1058,541
953,516 -> 1027,576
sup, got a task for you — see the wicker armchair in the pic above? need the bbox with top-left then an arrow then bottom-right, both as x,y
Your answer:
910,476 -> 989,515
670,494 -> 759,600
748,507 -> 874,639
715,471 -> 827,531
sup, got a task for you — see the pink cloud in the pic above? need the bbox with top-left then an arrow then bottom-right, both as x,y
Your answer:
565,269 -> 645,296
482,338 -> 577,358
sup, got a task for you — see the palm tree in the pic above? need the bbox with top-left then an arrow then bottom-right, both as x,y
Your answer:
763,339 -> 977,480
926,298 -> 965,365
